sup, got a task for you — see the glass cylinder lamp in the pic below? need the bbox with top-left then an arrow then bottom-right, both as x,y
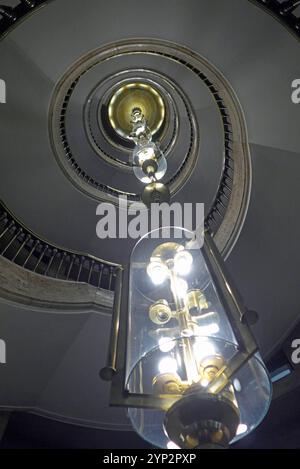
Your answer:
101,228 -> 272,450
132,142 -> 167,184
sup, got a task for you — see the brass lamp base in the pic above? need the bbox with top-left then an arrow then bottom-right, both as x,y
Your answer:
108,82 -> 165,140
164,392 -> 240,450
142,182 -> 170,206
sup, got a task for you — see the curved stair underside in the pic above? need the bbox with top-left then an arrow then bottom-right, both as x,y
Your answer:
0,0 -> 300,436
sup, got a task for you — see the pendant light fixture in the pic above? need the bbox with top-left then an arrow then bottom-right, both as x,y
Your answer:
100,227 -> 272,449
107,81 -> 170,206
130,107 -> 170,206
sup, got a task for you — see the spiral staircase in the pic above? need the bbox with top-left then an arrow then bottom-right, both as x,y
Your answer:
0,0 -> 300,448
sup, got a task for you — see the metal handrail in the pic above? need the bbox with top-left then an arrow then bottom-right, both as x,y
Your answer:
0,0 -> 299,290
0,200 -> 120,291
0,1 -> 299,39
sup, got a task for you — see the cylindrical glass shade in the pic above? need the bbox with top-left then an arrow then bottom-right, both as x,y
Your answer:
126,228 -> 272,449
132,142 -> 167,183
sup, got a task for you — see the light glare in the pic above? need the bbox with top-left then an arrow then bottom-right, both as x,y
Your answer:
174,278 -> 188,300
167,441 -> 180,449
147,261 -> 168,285
193,338 -> 215,361
159,337 -> 176,353
159,357 -> 178,374
174,250 -> 193,276
236,424 -> 248,436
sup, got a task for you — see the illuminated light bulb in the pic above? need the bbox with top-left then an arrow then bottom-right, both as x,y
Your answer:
133,142 -> 167,184
198,323 -> 220,336
159,337 -> 176,353
174,278 -> 188,300
193,338 -> 215,361
147,260 -> 168,285
167,441 -> 180,450
159,357 -> 178,374
233,379 -> 242,392
135,144 -> 156,164
174,250 -> 193,276
200,378 -> 210,388
236,424 -> 248,436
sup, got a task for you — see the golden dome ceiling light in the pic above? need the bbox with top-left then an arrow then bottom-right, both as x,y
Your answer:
108,82 -> 166,140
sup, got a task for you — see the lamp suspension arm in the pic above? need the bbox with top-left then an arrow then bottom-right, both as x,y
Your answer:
202,231 -> 258,356
100,266 -> 124,382
197,234 -> 258,396
206,350 -> 255,395
200,232 -> 258,395
103,266 -> 136,408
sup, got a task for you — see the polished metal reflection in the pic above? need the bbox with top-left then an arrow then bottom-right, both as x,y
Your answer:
108,82 -> 166,140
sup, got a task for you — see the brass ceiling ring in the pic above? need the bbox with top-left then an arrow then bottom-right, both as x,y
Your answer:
108,81 -> 166,140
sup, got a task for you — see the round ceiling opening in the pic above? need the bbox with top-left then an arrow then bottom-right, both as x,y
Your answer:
107,82 -> 166,141
49,39 -> 251,256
